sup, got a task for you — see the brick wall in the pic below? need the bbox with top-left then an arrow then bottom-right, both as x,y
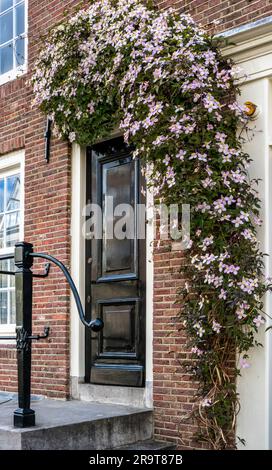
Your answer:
0,0 -> 271,447
156,0 -> 272,32
151,0 -> 272,450
0,0 -> 88,399
152,241 -> 201,449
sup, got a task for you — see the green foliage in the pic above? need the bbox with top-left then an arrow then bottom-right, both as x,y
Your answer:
31,0 -> 271,449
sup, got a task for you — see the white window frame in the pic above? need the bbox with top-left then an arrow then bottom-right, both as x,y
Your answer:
0,0 -> 28,87
0,149 -> 24,336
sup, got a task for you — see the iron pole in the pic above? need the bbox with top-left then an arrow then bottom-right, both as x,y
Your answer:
13,242 -> 35,428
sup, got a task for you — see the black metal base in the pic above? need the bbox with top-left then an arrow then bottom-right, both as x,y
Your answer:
14,408 -> 35,428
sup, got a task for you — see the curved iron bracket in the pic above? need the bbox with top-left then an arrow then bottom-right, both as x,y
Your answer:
29,253 -> 104,332
0,327 -> 50,344
33,263 -> 51,278
28,326 -> 50,341
0,262 -> 50,278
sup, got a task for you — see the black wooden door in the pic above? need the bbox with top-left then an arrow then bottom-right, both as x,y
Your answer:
85,137 -> 146,387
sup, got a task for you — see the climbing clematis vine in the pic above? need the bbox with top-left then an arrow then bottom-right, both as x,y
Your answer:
31,0 -> 271,449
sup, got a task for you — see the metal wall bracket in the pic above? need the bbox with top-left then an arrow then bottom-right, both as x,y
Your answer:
28,326 -> 50,341
33,263 -> 50,278
0,328 -> 50,351
44,117 -> 52,163
0,262 -> 51,278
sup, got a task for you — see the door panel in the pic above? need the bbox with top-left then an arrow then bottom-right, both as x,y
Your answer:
85,137 -> 146,387
96,298 -> 139,357
99,156 -> 138,281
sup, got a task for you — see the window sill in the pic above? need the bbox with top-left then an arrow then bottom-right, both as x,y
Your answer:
0,66 -> 27,87
0,324 -> 16,334
0,324 -> 16,345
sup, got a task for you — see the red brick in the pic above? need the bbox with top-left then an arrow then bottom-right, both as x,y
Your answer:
1,0 -> 270,449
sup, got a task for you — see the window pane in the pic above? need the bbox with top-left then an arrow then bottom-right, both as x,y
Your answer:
10,289 -> 15,324
5,211 -> 20,247
9,259 -> 15,287
0,0 -> 12,13
15,36 -> 24,66
6,174 -> 20,211
0,11 -> 13,44
0,213 -> 4,248
15,3 -> 24,36
0,42 -> 13,74
0,260 -> 8,288
0,178 -> 4,212
0,291 -> 8,324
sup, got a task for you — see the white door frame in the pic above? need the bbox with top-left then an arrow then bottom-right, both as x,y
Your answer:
70,143 -> 153,408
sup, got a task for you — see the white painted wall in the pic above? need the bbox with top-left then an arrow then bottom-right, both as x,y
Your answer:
70,144 -> 86,381
223,21 -> 272,449
145,188 -> 154,407
236,79 -> 271,450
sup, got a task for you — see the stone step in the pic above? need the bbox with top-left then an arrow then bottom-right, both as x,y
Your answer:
0,398 -> 153,450
117,439 -> 176,450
